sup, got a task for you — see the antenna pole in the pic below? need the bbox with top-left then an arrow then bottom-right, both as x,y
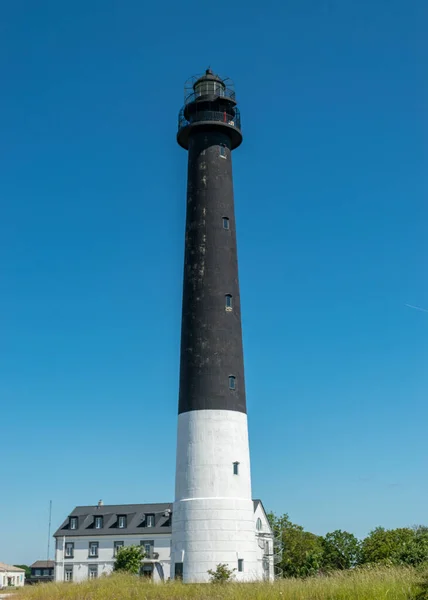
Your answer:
47,500 -> 52,561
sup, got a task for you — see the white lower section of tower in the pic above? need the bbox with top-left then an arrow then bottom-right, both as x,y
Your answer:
171,409 -> 263,582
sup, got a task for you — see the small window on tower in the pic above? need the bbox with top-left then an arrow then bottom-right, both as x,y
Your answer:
225,294 -> 233,311
233,461 -> 239,475
223,217 -> 230,230
219,144 -> 226,158
229,376 -> 236,390
238,559 -> 244,572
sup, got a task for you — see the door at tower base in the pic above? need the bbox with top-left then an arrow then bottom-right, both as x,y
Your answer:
171,409 -> 265,582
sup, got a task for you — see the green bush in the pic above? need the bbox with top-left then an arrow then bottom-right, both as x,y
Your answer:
207,563 -> 236,583
113,545 -> 144,574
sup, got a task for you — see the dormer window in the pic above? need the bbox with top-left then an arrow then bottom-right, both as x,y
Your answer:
146,514 -> 155,528
69,517 -> 78,530
118,515 -> 127,529
95,516 -> 103,529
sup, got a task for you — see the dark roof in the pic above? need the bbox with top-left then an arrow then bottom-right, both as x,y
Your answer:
54,500 -> 264,538
31,560 -> 54,569
53,503 -> 173,537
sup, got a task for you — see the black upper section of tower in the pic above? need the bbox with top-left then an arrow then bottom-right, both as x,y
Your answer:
177,70 -> 247,415
177,69 -> 243,150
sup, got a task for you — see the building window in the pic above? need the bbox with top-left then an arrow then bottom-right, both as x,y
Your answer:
114,541 -> 124,556
35,569 -> 41,577
233,461 -> 240,475
219,144 -> 226,158
256,517 -> 262,531
223,217 -> 230,230
225,294 -> 233,311
43,569 -> 50,576
88,565 -> 98,579
118,515 -> 127,529
65,542 -> 74,558
238,559 -> 244,572
229,375 -> 236,390
141,540 -> 154,558
64,566 -> 73,582
69,517 -> 78,530
89,542 -> 99,557
95,516 -> 103,529
146,514 -> 155,528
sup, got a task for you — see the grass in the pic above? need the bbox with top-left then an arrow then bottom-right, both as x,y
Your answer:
15,566 -> 426,600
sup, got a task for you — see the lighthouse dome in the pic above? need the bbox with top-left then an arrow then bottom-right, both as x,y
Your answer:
193,68 -> 226,99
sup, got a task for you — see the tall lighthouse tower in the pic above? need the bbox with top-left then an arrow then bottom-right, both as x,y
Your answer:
171,70 -> 261,582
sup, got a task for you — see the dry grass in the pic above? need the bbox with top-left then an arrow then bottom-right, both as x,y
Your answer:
15,566 -> 424,600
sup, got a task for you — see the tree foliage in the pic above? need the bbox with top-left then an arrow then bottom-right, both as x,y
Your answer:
361,526 -> 428,567
14,565 -> 31,579
267,513 -> 428,578
207,563 -> 236,583
268,512 -> 324,577
321,530 -> 361,570
113,545 -> 144,574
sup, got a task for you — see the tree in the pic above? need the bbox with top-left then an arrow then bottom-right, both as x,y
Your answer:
207,563 -> 236,583
267,512 -> 324,578
399,526 -> 428,566
360,527 -> 417,566
321,530 -> 361,570
113,545 -> 145,574
14,565 -> 31,580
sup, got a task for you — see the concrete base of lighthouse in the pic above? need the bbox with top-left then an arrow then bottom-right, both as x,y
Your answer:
171,410 -> 264,582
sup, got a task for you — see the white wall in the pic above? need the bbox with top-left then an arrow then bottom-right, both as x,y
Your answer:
0,571 -> 25,588
254,502 -> 275,582
54,534 -> 171,583
172,409 -> 264,582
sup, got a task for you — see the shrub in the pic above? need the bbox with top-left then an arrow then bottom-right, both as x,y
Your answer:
113,545 -> 144,574
207,563 -> 236,583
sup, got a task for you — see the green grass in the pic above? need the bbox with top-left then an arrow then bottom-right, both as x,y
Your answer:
15,566 -> 425,600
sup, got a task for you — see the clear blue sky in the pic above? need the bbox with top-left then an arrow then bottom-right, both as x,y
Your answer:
0,0 -> 426,565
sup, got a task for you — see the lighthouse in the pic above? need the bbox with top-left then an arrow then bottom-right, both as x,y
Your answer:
171,70 -> 263,582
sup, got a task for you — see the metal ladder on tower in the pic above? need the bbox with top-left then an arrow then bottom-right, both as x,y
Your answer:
272,525 -> 283,579
256,525 -> 282,580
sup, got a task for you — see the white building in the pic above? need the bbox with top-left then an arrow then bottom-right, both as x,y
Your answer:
0,563 -> 25,588
53,499 -> 273,583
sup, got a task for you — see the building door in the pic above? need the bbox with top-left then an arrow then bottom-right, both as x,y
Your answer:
174,562 -> 183,580
140,563 -> 153,579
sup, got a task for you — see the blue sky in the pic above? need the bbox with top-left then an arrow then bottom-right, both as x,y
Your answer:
0,0 -> 426,565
